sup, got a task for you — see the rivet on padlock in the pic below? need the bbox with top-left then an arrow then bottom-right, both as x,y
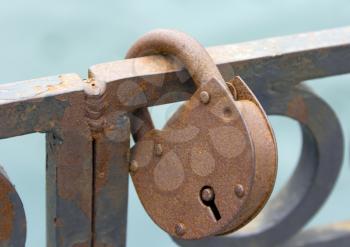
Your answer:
126,29 -> 277,240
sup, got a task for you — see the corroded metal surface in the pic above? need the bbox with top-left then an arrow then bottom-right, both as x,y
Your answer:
89,26 -> 350,114
130,77 -> 257,239
0,166 -> 26,247
46,88 -> 93,247
84,79 -> 130,247
126,29 -> 276,239
0,26 -> 349,246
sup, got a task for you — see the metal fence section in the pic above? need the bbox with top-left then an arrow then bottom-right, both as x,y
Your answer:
0,26 -> 350,247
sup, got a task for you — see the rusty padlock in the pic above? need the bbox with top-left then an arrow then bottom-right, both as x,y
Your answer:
126,29 -> 277,239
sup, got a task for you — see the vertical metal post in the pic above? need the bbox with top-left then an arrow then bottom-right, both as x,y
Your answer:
46,92 -> 93,247
85,78 -> 130,247
92,112 -> 130,247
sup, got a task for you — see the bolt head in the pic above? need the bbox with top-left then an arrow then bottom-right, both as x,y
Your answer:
201,187 -> 215,202
175,223 -> 186,236
234,184 -> 245,198
155,143 -> 163,156
200,91 -> 210,104
129,160 -> 139,173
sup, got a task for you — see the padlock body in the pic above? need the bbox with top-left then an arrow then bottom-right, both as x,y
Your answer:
131,78 -> 257,239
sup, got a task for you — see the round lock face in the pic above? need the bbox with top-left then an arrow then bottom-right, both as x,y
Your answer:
130,79 -> 256,239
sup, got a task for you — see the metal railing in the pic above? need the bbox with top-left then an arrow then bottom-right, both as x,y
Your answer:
0,26 -> 349,247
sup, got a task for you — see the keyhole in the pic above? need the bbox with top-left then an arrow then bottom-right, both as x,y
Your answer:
200,186 -> 221,221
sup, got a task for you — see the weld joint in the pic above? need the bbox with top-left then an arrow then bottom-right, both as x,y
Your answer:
84,79 -> 108,133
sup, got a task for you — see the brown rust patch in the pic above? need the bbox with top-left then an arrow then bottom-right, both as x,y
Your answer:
54,93 -> 93,218
53,217 -> 64,227
72,241 -> 90,247
94,136 -> 110,194
0,176 -> 14,241
287,95 -> 308,123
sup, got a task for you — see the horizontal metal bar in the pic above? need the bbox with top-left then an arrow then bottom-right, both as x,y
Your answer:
0,26 -> 349,115
0,74 -> 84,139
0,26 -> 349,139
91,26 -> 350,84
88,26 -> 350,112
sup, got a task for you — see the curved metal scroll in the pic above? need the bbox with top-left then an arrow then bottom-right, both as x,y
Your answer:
174,84 -> 344,247
0,166 -> 26,247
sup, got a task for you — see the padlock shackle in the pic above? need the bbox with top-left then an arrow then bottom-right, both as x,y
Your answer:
126,29 -> 228,142
126,29 -> 226,87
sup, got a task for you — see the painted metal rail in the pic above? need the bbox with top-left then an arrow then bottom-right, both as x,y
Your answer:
0,26 -> 349,246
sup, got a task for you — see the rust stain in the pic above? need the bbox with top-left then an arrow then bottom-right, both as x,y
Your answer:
95,140 -> 110,194
54,217 -> 64,228
73,241 -> 90,247
0,177 -> 14,241
287,95 -> 308,123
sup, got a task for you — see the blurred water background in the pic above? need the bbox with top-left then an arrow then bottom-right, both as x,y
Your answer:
0,1 -> 349,246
